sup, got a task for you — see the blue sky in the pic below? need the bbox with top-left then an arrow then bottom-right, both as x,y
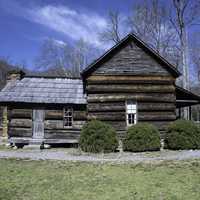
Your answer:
0,0 -> 137,70
0,0 -> 199,83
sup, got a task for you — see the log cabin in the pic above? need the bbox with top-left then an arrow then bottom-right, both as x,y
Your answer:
0,33 -> 200,147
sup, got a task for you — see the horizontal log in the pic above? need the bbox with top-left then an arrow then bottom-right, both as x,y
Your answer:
44,131 -> 80,140
44,129 -> 80,133
87,75 -> 175,82
9,119 -> 32,128
87,93 -> 175,103
88,112 -> 125,121
138,112 -> 176,121
9,109 -> 32,119
45,110 -> 63,120
138,102 -> 176,111
88,102 -> 125,112
45,120 -> 64,129
86,84 -> 175,93
8,127 -> 32,137
45,120 -> 86,130
87,76 -> 175,84
73,121 -> 86,129
45,110 -> 87,120
87,80 -> 175,85
88,102 -> 175,112
73,111 -> 87,120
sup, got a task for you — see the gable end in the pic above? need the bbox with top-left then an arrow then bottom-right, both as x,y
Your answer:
82,33 -> 181,79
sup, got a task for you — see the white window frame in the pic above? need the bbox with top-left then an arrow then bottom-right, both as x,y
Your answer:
126,100 -> 137,127
63,107 -> 73,128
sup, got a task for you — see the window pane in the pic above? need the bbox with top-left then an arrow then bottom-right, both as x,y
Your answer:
126,101 -> 137,126
64,108 -> 73,127
128,114 -> 132,124
132,105 -> 136,110
132,114 -> 135,124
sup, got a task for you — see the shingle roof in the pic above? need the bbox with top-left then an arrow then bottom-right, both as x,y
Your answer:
0,77 -> 86,104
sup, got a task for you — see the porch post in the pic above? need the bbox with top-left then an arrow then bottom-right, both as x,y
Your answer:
178,108 -> 181,119
2,106 -> 8,141
189,106 -> 192,120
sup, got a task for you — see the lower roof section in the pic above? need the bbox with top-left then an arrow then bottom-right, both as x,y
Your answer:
176,86 -> 200,108
0,77 -> 86,105
0,76 -> 199,108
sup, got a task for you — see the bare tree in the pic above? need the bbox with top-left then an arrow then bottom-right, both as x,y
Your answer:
35,39 -> 71,76
35,38 -> 100,77
99,11 -> 125,44
128,0 -> 179,65
170,0 -> 200,119
69,39 -> 90,77
170,0 -> 200,88
190,32 -> 200,81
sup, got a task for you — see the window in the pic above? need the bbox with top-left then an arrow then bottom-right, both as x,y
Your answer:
126,101 -> 137,126
63,108 -> 73,128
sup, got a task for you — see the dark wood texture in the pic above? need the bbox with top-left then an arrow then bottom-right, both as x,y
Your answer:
88,93 -> 175,103
44,107 -> 86,139
87,75 -> 175,84
86,38 -> 177,131
8,107 -> 33,138
9,119 -> 32,128
87,84 -> 175,93
9,109 -> 32,119
8,127 -> 32,137
94,41 -> 171,76
44,129 -> 80,139
7,105 -> 86,141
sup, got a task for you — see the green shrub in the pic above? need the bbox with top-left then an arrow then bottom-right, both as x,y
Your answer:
123,123 -> 160,152
79,120 -> 118,153
165,120 -> 200,150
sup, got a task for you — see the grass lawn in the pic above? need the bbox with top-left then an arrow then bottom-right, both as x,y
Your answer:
0,159 -> 200,200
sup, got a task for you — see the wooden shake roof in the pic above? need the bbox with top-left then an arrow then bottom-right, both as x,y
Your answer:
0,77 -> 86,104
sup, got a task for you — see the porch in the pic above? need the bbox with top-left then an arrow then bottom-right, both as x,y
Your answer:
176,86 -> 200,120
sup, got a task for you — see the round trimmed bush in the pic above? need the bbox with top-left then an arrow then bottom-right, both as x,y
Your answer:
79,120 -> 118,153
123,123 -> 160,152
165,120 -> 200,150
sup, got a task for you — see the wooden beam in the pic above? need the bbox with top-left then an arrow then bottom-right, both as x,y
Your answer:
86,84 -> 175,93
87,75 -> 175,81
88,93 -> 175,103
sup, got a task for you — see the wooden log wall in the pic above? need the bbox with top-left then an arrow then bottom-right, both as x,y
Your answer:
44,107 -> 86,140
86,75 -> 176,131
8,107 -> 32,137
85,40 -> 178,131
7,105 -> 87,140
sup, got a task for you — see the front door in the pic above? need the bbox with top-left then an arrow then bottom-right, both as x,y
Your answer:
32,109 -> 44,139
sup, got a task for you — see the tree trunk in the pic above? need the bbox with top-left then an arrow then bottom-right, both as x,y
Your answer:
181,29 -> 190,120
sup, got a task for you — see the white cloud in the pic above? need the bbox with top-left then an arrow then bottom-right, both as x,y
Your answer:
23,4 -> 108,49
1,1 -> 127,49
51,39 -> 67,47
